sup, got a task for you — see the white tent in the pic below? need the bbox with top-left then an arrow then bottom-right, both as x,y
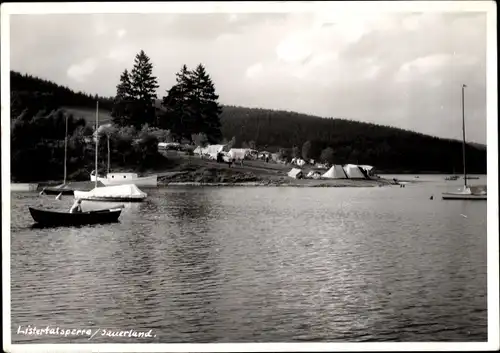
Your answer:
343,164 -> 367,179
322,165 -> 347,179
227,148 -> 249,161
288,168 -> 303,179
201,144 -> 228,159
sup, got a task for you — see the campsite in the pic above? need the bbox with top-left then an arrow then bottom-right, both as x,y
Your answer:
156,144 -> 395,187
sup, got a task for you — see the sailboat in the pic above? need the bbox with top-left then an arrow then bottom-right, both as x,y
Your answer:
74,102 -> 148,202
88,125 -> 158,187
40,113 -> 102,196
442,84 -> 486,201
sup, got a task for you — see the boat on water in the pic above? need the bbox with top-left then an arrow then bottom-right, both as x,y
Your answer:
74,184 -> 148,202
90,123 -> 157,187
73,102 -> 148,202
442,84 -> 486,201
445,175 -> 460,181
90,171 -> 157,187
442,185 -> 487,200
29,206 -> 122,226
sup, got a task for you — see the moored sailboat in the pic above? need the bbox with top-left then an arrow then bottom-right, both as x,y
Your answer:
74,101 -> 148,202
442,84 -> 486,201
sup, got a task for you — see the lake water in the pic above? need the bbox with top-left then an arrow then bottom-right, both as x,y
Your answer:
9,175 -> 488,343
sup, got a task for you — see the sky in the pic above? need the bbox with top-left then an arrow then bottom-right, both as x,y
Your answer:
8,6 -> 490,144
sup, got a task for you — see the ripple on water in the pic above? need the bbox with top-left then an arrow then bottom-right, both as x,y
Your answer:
10,186 -> 487,342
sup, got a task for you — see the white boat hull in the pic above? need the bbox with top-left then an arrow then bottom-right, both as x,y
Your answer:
90,175 -> 158,187
74,190 -> 147,202
74,184 -> 148,202
442,192 -> 486,200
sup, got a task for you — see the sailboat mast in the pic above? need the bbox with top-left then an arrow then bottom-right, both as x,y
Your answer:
63,114 -> 68,185
95,101 -> 99,189
107,135 -> 110,175
461,84 -> 467,188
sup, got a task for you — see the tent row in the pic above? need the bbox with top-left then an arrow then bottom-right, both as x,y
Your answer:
288,164 -> 374,179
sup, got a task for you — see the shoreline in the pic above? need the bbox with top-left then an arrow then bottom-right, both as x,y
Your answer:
13,178 -> 396,190
158,181 -> 393,187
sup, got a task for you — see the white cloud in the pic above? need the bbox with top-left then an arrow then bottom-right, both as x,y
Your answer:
106,46 -> 134,63
67,58 -> 97,82
245,62 -> 263,79
116,29 -> 127,38
10,11 -> 488,143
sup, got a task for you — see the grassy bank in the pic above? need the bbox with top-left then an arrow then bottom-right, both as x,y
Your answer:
155,152 -> 395,187
30,151 -> 399,188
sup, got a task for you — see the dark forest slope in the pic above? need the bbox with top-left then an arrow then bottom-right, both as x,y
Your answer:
10,71 -> 487,173
219,106 -> 486,173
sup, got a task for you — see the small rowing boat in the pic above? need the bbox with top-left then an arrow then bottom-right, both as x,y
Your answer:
29,207 -> 122,226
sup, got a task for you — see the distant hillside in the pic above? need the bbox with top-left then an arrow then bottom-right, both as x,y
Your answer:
219,105 -> 487,173
10,71 -> 114,120
9,71 -> 486,173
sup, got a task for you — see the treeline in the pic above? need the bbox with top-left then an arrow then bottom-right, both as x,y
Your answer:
9,50 -> 225,181
220,106 -> 487,173
10,61 -> 487,175
10,71 -> 114,117
110,50 -> 223,144
11,109 -> 169,182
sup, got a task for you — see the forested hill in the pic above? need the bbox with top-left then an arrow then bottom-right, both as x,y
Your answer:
10,70 -> 486,173
10,71 -> 114,117
220,105 -> 487,173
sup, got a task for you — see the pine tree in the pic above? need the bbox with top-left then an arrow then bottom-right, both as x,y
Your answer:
111,69 -> 133,127
112,51 -> 159,129
160,63 -> 222,144
190,64 -> 223,144
129,50 -> 159,128
159,65 -> 196,141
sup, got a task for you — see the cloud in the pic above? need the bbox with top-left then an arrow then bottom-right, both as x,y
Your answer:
245,62 -> 263,79
116,29 -> 127,38
67,58 -> 97,82
8,10 -> 488,143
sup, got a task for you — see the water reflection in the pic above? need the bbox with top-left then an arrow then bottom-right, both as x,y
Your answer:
161,190 -> 222,342
10,184 -> 488,343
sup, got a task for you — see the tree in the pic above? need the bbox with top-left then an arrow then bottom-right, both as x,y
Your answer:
159,65 -> 195,141
188,64 -> 223,144
292,146 -> 300,158
112,51 -> 159,129
111,69 -> 133,127
320,147 -> 335,164
129,50 -> 159,127
248,140 -> 256,150
160,64 -> 223,144
302,140 -> 312,161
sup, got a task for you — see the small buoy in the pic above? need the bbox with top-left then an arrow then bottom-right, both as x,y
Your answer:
430,195 -> 434,200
